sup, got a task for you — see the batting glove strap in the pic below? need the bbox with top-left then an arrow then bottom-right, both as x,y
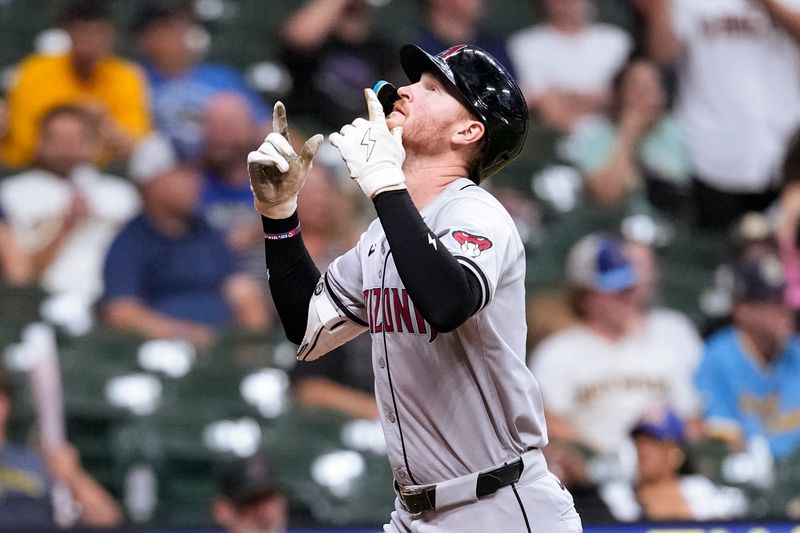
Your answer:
359,168 -> 407,199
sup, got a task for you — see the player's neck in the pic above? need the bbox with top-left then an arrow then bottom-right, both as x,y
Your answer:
403,159 -> 469,210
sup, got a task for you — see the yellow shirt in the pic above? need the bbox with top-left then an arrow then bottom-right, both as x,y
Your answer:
0,53 -> 152,168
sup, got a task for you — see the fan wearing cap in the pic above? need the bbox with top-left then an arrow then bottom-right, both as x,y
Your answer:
213,455 -> 287,533
696,254 -> 800,460
530,234 -> 700,462
601,407 -> 746,522
248,45 -> 582,531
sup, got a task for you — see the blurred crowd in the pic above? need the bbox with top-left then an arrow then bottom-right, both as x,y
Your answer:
0,0 -> 800,530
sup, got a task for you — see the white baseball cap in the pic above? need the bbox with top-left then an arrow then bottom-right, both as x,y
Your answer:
128,133 -> 178,184
566,234 -> 637,293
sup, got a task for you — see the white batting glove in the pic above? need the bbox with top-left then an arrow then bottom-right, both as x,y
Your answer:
248,101 -> 323,219
329,88 -> 406,199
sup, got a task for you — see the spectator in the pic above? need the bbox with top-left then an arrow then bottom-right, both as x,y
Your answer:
101,134 -> 269,346
413,0 -> 515,75
212,454 -> 287,533
699,212 -> 781,338
289,161 -> 376,419
280,0 -> 398,130
623,237 -> 704,442
561,57 -> 690,212
776,128 -> 800,313
0,0 -> 151,168
529,234 -> 699,459
0,205 -> 31,285
602,407 -> 747,522
0,370 -> 122,530
696,253 -> 800,460
542,440 -> 616,523
0,105 -> 140,300
198,92 -> 267,278
295,160 -> 364,266
641,0 -> 800,230
778,128 -> 800,249
132,0 -> 270,161
507,0 -> 632,133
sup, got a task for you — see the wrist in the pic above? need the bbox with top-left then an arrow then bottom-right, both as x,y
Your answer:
256,196 -> 298,219
261,211 -> 301,236
359,167 -> 406,199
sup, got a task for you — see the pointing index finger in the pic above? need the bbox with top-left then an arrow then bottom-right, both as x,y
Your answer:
272,101 -> 290,142
364,88 -> 387,128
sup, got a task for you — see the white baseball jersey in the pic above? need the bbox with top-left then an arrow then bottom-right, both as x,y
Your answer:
325,178 -> 548,486
672,0 -> 800,192
530,310 -> 702,455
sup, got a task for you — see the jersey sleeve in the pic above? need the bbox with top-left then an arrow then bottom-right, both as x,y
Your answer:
435,197 -> 518,312
324,238 -> 368,327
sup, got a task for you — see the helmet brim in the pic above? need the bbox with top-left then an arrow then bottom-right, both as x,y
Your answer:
400,45 -> 454,86
400,45 -> 474,113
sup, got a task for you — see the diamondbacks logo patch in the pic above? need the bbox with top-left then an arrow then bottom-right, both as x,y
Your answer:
452,230 -> 492,258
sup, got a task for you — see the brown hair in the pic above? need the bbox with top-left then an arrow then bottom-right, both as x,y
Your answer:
38,104 -> 98,138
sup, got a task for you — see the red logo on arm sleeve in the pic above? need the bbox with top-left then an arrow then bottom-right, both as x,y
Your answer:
452,230 -> 493,258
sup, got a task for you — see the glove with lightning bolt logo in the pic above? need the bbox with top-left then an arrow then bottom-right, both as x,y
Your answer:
329,88 -> 406,199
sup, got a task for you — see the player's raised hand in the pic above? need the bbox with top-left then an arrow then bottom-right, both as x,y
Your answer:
329,88 -> 406,199
248,101 -> 323,219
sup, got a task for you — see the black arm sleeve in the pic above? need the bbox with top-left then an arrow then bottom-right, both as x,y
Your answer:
262,213 -> 321,344
373,190 -> 483,333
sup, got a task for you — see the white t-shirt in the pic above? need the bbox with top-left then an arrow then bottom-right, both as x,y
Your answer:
0,165 -> 140,299
529,309 -> 701,455
673,0 -> 800,192
507,23 -> 632,96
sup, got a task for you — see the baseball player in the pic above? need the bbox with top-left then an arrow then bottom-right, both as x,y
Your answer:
248,44 -> 582,532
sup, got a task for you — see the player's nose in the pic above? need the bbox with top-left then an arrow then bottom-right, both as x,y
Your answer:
396,84 -> 412,101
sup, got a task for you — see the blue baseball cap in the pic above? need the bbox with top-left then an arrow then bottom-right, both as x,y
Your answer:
566,234 -> 637,293
630,407 -> 685,442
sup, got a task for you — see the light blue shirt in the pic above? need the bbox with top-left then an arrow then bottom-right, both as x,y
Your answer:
696,326 -> 800,459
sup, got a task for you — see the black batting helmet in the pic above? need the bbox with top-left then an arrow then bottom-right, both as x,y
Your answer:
399,44 -> 528,181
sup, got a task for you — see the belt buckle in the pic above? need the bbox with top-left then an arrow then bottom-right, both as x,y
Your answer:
398,485 -> 422,498
395,482 -> 431,516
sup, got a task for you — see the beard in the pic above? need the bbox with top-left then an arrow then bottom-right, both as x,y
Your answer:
400,113 -> 456,157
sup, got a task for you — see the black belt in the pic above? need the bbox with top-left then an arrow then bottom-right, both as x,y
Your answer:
394,458 -> 524,515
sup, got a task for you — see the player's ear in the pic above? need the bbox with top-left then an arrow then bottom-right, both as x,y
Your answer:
451,119 -> 485,147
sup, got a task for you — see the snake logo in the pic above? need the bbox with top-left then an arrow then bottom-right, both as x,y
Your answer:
452,230 -> 492,258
